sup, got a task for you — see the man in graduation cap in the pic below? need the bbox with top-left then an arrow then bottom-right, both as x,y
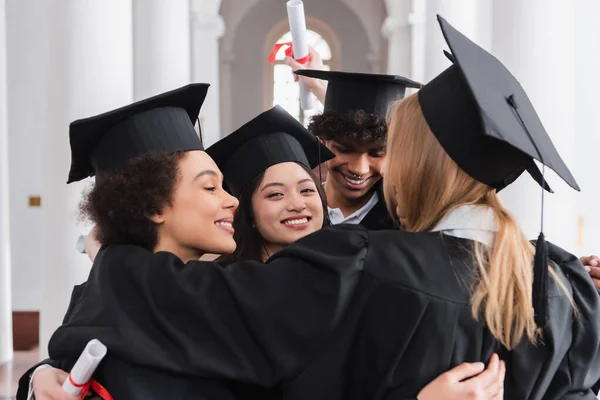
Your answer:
286,54 -> 420,230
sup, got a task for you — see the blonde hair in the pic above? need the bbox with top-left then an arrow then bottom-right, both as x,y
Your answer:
384,94 -> 570,350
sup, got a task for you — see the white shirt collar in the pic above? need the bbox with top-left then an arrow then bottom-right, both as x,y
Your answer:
328,190 -> 379,225
429,205 -> 498,246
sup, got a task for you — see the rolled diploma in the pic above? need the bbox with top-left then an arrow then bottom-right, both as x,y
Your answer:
286,0 -> 315,111
62,339 -> 107,396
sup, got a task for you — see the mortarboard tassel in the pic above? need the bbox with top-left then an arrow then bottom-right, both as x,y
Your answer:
532,232 -> 549,328
507,94 -> 549,330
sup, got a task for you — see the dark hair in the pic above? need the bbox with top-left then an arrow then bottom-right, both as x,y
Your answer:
220,163 -> 328,264
79,152 -> 185,251
308,109 -> 388,150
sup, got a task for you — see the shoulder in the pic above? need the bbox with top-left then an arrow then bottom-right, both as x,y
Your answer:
365,230 -> 475,304
283,224 -> 370,255
266,224 -> 370,274
546,241 -> 593,296
545,241 -> 599,308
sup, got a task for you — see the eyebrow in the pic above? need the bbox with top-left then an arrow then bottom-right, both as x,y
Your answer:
193,170 -> 219,181
260,178 -> 314,192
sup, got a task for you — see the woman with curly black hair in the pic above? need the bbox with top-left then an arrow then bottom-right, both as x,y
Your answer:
17,84 -> 251,400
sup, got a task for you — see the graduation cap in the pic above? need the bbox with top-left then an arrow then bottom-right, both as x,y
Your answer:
420,16 -> 580,328
67,83 -> 209,183
206,105 -> 334,198
294,70 -> 422,118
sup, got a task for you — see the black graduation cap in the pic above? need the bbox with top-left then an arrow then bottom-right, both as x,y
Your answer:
294,70 -> 422,118
422,16 -> 581,328
206,105 -> 334,198
67,83 -> 209,183
419,20 -> 578,194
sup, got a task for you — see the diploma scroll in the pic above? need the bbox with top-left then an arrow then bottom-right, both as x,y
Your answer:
62,339 -> 107,396
286,0 -> 315,111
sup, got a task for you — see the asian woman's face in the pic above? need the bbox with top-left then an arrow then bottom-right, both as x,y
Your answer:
251,162 -> 324,251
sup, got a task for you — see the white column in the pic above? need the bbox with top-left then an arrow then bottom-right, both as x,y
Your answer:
382,0 -> 412,77
191,0 -> 224,146
574,0 -> 600,255
422,0 -> 491,82
494,0 -> 577,251
39,0 -> 133,359
133,0 -> 191,101
408,0 -> 427,83
220,51 -> 235,139
0,0 -> 13,366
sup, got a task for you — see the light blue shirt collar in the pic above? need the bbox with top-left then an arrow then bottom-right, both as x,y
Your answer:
328,190 -> 379,225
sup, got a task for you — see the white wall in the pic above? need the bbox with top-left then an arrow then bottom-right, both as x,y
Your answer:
38,0 -> 133,359
0,0 -> 14,365
6,0 -> 47,311
494,0 -> 578,252
574,0 -> 600,256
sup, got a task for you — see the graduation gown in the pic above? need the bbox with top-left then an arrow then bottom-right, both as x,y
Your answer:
16,288 -> 274,400
358,182 -> 395,231
46,224 -> 600,399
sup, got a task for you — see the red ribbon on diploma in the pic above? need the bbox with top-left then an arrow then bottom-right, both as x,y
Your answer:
68,374 -> 114,400
268,42 -> 310,65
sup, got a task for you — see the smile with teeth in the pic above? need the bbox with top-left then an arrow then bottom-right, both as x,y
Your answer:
215,218 -> 234,233
344,175 -> 366,185
282,217 -> 310,225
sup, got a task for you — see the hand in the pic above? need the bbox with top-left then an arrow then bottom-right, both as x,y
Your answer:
32,367 -> 81,400
581,255 -> 600,288
418,353 -> 505,400
283,46 -> 328,104
84,225 -> 102,262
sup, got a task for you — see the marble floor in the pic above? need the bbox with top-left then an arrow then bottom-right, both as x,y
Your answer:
0,348 -> 38,399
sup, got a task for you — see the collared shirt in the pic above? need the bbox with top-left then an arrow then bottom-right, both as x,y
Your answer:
328,190 -> 379,225
430,205 -> 497,246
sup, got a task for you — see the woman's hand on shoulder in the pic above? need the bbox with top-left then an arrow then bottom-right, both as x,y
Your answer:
581,255 -> 600,289
417,353 -> 505,400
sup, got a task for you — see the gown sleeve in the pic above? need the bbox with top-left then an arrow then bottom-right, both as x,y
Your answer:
48,224 -> 369,387
544,241 -> 600,398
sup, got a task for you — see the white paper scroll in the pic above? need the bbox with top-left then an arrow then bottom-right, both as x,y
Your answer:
62,339 -> 107,396
286,0 -> 315,111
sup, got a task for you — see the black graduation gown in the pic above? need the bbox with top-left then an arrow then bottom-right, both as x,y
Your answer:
358,182 -> 395,230
46,224 -> 600,399
16,288 -> 274,399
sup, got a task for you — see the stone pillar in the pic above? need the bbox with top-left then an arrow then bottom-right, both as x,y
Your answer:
574,0 -> 600,255
494,0 -> 578,250
39,0 -> 133,359
191,0 -> 224,146
422,0 -> 491,82
382,0 -> 412,77
0,0 -> 13,366
133,0 -> 191,100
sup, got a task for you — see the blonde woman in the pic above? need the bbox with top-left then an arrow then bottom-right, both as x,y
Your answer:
38,17 -> 600,399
